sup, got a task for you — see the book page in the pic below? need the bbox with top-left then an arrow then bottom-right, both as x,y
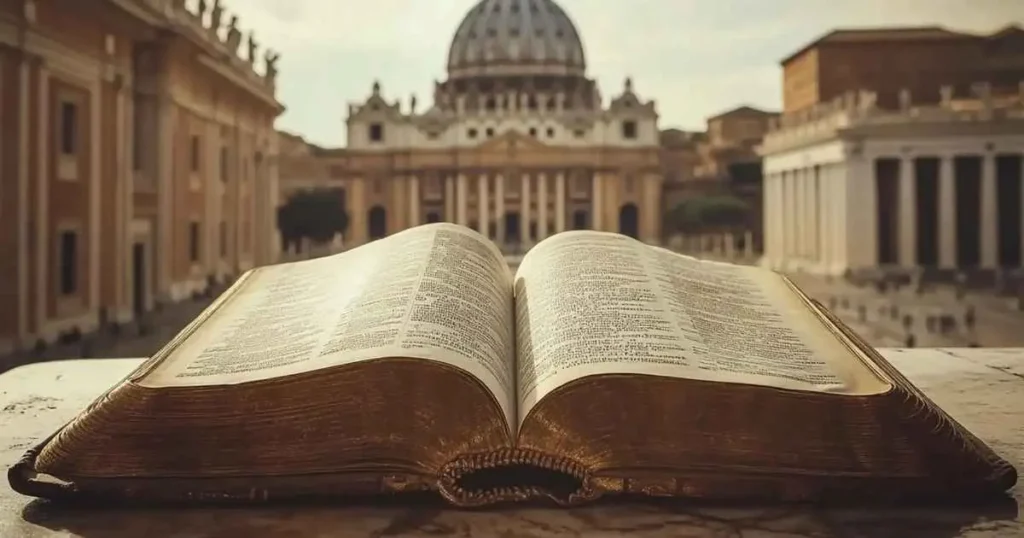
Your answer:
139,223 -> 517,429
514,231 -> 891,422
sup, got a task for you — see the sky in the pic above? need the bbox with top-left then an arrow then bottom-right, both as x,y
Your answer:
209,0 -> 1023,147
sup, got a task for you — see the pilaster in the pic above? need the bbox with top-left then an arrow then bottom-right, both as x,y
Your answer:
89,61 -> 102,311
34,62 -> 48,333
17,55 -> 31,342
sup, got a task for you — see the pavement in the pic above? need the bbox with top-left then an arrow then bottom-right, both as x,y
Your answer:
0,295 -> 215,375
2,254 -> 1020,373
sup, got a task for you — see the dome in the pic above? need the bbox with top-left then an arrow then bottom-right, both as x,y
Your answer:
447,0 -> 586,80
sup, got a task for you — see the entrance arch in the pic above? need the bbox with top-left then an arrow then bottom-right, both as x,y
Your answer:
572,210 -> 588,230
504,212 -> 521,246
368,206 -> 387,240
618,203 -> 639,238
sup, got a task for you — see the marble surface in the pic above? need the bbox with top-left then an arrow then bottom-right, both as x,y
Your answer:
1,348 -> 1021,537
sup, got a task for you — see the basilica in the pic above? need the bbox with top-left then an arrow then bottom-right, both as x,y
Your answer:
278,0 -> 664,250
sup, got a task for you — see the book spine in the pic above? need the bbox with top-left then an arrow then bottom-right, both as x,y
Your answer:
437,447 -> 599,507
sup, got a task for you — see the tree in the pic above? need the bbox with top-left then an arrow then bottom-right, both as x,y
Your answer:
664,195 -> 750,234
277,189 -> 349,251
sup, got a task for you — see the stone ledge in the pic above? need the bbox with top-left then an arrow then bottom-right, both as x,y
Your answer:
1,348 -> 1021,537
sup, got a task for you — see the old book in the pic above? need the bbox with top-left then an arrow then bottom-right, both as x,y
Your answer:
9,223 -> 1017,506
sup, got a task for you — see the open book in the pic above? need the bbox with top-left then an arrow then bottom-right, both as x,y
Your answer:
10,223 -> 1016,506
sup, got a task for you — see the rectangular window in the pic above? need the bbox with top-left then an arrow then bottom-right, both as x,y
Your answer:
189,221 -> 201,263
621,120 -> 637,140
220,146 -> 229,181
368,123 -> 384,142
190,135 -> 201,172
60,101 -> 78,155
59,230 -> 78,295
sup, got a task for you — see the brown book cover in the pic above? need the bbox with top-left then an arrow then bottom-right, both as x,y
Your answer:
9,224 -> 1017,507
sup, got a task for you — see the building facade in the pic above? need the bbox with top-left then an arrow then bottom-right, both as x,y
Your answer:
659,128 -> 704,214
0,0 -> 284,354
760,86 -> 1024,278
279,0 -> 664,250
782,25 -> 1024,114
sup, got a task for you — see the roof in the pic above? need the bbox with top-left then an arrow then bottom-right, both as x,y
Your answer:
447,0 -> 586,79
707,105 -> 779,122
780,26 -> 975,66
659,128 -> 706,146
988,24 -> 1024,40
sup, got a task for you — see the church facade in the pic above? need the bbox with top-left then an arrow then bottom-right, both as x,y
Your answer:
0,0 -> 283,354
278,0 -> 664,250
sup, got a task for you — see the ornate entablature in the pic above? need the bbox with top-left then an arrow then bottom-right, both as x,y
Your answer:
759,82 -> 1024,156
346,75 -> 659,151
157,0 -> 281,102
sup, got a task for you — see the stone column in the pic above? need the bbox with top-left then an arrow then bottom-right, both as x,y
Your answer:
496,174 -> 506,245
768,173 -> 780,265
555,172 -> 566,233
117,73 -> 134,318
938,155 -> 957,269
15,56 -> 31,342
798,169 -> 806,259
846,156 -> 876,270
783,171 -> 794,258
744,230 -> 754,258
444,175 -> 455,222
33,61 -> 50,334
89,66 -> 102,311
811,172 -> 827,270
898,156 -> 917,268
155,92 -> 175,300
538,173 -> 549,240
478,173 -> 489,236
724,233 -> 735,258
456,173 -> 468,226
591,173 -> 603,231
807,169 -> 818,262
980,153 -> 998,269
832,164 -> 849,273
408,175 -> 420,227
521,173 -> 531,244
203,119 -> 219,271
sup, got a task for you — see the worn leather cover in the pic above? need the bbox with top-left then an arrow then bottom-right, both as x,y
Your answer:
8,281 -> 1018,507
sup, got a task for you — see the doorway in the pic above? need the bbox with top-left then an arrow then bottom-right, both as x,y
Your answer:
618,203 -> 639,238
505,212 -> 521,245
368,206 -> 387,240
132,242 -> 146,316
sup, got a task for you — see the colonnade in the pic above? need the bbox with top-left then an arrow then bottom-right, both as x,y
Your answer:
764,151 -> 1024,275
407,171 -> 593,244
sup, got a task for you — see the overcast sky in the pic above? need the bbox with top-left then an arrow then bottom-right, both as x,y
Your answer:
212,0 -> 1022,147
